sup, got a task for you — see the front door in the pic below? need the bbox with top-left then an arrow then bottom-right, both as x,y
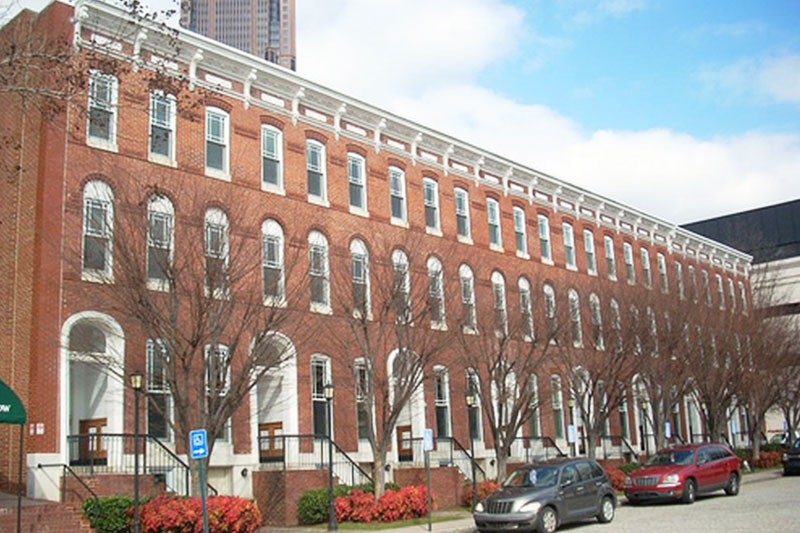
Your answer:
78,418 -> 107,465
258,422 -> 284,463
397,425 -> 413,462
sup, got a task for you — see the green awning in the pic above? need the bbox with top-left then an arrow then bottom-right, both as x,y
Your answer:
0,377 -> 26,425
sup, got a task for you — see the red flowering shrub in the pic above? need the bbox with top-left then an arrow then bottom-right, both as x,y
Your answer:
461,481 -> 501,507
604,467 -> 626,492
753,451 -> 782,469
139,494 -> 262,533
333,485 -> 432,523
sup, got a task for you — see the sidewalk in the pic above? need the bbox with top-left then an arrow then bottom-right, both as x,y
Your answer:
261,510 -> 475,533
741,467 -> 783,485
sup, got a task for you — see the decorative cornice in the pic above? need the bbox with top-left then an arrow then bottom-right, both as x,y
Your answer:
74,0 -> 753,272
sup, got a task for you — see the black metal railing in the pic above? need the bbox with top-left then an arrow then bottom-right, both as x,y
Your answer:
599,435 -> 640,462
395,436 -> 487,483
67,433 -> 217,497
257,434 -> 372,486
517,436 -> 568,461
38,463 -> 100,504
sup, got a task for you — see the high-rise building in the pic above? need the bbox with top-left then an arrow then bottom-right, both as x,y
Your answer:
180,0 -> 296,70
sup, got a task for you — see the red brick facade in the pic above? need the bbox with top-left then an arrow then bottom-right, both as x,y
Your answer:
0,0 -> 752,510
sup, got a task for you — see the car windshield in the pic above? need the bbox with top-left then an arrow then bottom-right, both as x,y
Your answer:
644,450 -> 694,466
503,466 -> 560,489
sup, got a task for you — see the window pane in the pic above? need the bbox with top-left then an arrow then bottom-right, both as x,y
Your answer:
147,394 -> 170,440
308,170 -> 323,197
263,157 -> 280,185
89,108 -> 112,140
206,141 -> 225,170
349,183 -> 363,209
83,236 -> 107,271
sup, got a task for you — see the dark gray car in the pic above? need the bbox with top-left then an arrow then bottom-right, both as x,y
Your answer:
473,458 -> 617,533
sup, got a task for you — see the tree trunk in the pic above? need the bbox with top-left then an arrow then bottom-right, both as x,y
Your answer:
752,434 -> 762,460
585,427 -> 597,459
372,448 -> 387,498
495,444 -> 509,482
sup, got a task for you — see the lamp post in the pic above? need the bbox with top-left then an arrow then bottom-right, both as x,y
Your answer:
324,383 -> 337,531
129,371 -> 144,533
465,392 -> 478,511
641,400 -> 649,454
567,397 -> 576,457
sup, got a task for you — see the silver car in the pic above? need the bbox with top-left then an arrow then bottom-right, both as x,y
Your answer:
473,458 -> 617,533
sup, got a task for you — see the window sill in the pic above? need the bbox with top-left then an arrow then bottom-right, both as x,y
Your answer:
148,153 -> 177,168
608,274 -> 617,282
541,258 -> 554,266
349,207 -> 370,218
205,167 -> 231,181
587,269 -> 598,277
390,217 -> 409,229
311,303 -> 333,315
516,250 -> 530,260
431,322 -> 447,331
308,196 -> 330,208
353,309 -> 373,321
261,182 -> 286,195
86,136 -> 118,153
147,279 -> 170,292
523,335 -> 534,343
264,296 -> 287,308
457,235 -> 473,245
566,264 -> 578,272
426,227 -> 443,237
489,244 -> 504,253
627,279 -> 636,286
81,270 -> 114,284
462,326 -> 478,336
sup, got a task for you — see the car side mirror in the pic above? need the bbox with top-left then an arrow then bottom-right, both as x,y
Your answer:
697,457 -> 707,465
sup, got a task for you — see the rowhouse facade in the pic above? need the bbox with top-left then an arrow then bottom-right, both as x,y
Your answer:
0,0 -> 753,523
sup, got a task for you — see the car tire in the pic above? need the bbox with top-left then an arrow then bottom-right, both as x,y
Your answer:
724,472 -> 740,496
681,479 -> 697,504
597,496 -> 615,523
538,506 -> 558,533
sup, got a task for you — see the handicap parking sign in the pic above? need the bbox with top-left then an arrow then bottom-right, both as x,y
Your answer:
190,429 -> 208,459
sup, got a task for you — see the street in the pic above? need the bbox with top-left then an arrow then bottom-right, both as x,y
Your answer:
499,470 -> 800,533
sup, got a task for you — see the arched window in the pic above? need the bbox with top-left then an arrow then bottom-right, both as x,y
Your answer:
589,293 -> 603,350
309,231 -> 330,311
147,194 -> 174,289
647,306 -> 658,354
433,365 -> 451,438
204,208 -> 229,296
518,277 -> 534,340
427,256 -> 445,328
543,283 -> 557,338
610,298 -> 622,352
262,219 -> 285,303
491,271 -> 507,335
392,249 -> 410,321
459,264 -> 476,331
568,289 -> 582,347
466,368 -> 482,440
350,239 -> 370,316
528,374 -> 541,437
311,354 -> 332,437
551,375 -> 565,440
205,343 -> 231,397
82,180 -> 114,281
630,305 -> 642,354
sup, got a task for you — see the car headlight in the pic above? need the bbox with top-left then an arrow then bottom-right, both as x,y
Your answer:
661,474 -> 680,484
783,453 -> 789,462
474,501 -> 485,513
624,476 -> 632,488
518,501 -> 542,514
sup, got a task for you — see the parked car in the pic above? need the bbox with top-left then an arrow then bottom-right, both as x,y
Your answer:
624,443 -> 740,504
782,437 -> 800,475
473,458 -> 617,533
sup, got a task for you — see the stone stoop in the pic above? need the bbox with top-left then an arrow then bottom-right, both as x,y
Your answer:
0,499 -> 92,532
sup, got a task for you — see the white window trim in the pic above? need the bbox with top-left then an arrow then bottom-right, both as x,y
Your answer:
146,195 -> 174,292
423,178 -> 441,235
428,257 -> 446,330
81,181 -> 114,283
538,215 -> 553,265
641,247 -> 652,288
487,198 -> 503,251
584,229 -> 597,275
205,107 -> 230,181
351,239 -> 372,320
563,222 -> 577,271
148,91 -> 177,167
604,235 -> 617,281
492,271 -> 508,336
513,207 -> 529,259
347,153 -> 369,217
460,264 -> 477,335
309,232 -> 332,314
86,70 -> 118,152
657,252 -> 668,293
455,188 -> 472,244
519,278 -> 534,342
568,289 -> 583,347
262,219 -> 286,307
261,125 -> 284,194
623,242 -> 635,284
389,166 -> 407,226
433,365 -> 452,438
305,140 -> 328,206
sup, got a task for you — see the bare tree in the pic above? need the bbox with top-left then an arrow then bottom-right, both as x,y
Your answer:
453,272 -> 557,480
326,236 -> 456,497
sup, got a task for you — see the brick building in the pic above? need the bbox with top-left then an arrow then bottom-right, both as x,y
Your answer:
0,0 -> 753,522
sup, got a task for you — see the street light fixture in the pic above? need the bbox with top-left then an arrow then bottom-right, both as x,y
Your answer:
465,392 -> 478,511
324,383 -> 337,531
129,371 -> 144,533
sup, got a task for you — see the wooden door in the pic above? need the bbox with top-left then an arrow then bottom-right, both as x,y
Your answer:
79,418 -> 107,464
258,422 -> 284,463
397,425 -> 413,462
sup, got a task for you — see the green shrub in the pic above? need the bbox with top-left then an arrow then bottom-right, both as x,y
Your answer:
617,462 -> 641,475
297,483 -> 401,524
82,496 -> 133,533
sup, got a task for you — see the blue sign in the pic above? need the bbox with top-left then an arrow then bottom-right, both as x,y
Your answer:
423,428 -> 434,452
190,429 -> 209,459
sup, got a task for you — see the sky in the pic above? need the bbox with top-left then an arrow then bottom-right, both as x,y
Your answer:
10,0 -> 800,224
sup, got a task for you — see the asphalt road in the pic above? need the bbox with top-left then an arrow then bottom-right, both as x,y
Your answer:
543,470 -> 800,533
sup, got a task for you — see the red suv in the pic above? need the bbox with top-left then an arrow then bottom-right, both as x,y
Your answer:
624,444 -> 740,504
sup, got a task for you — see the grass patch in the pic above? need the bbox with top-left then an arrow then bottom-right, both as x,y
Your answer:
314,513 -> 467,530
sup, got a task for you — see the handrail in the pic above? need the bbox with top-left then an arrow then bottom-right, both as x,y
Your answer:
38,463 -> 100,505
329,438 -> 373,485
447,436 -> 488,479
541,436 -> 567,458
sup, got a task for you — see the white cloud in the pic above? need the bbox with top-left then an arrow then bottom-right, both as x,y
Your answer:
699,54 -> 800,106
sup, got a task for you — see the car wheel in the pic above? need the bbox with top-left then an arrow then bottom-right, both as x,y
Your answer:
681,479 -> 697,504
724,472 -> 740,496
538,506 -> 558,533
597,496 -> 615,523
